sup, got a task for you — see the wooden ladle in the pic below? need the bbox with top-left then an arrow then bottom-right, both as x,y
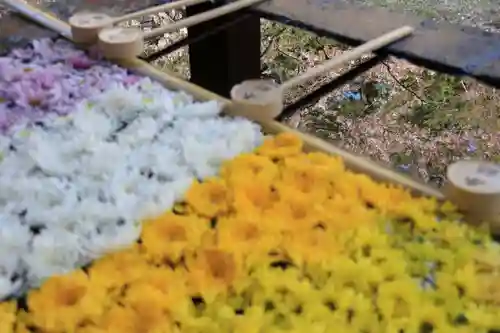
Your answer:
97,0 -> 266,59
446,160 -> 500,234
229,26 -> 415,122
69,0 -> 211,44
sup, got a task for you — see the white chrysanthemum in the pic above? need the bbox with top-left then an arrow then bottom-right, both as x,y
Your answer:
23,229 -> 86,284
0,214 -> 31,247
0,277 -> 23,300
94,83 -> 144,118
80,219 -> 142,260
71,107 -> 113,137
0,76 -> 263,296
117,116 -> 159,146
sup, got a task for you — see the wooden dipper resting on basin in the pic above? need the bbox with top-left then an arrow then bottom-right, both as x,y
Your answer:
97,0 -> 266,58
446,160 -> 500,234
69,0 -> 211,44
230,26 -> 415,121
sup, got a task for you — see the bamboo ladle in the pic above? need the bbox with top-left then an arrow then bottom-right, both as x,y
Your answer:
69,0 -> 213,44
229,26 -> 415,122
97,0 -> 265,59
446,160 -> 500,234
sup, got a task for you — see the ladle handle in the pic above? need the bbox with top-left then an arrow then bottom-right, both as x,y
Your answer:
112,0 -> 210,24
281,26 -> 414,91
143,0 -> 265,39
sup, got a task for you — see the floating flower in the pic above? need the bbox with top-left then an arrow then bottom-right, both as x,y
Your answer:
88,247 -> 150,290
0,301 -> 16,333
282,228 -> 340,265
217,216 -> 278,264
26,270 -> 108,332
256,132 -> 302,158
185,178 -> 231,218
94,302 -> 172,333
221,153 -> 279,187
231,181 -> 278,218
185,248 -> 240,302
0,39 -> 141,130
0,75 -> 263,292
1,132 -> 499,333
141,213 -> 210,263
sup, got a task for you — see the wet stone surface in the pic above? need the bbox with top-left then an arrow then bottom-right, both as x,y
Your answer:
0,0 -> 162,54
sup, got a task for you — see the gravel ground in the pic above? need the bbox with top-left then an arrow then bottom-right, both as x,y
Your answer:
344,0 -> 500,31
263,0 -> 500,187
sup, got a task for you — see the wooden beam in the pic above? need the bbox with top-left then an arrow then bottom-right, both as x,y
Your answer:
255,0 -> 500,88
0,11 -> 57,55
0,0 -> 168,55
187,3 -> 261,97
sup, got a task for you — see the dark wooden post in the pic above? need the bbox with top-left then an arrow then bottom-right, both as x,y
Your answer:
186,2 -> 261,97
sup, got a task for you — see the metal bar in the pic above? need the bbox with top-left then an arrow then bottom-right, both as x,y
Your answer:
186,2 -> 261,97
277,55 -> 385,121
254,0 -> 500,88
141,12 -> 253,62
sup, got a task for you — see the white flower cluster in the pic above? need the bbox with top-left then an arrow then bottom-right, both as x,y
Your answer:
0,78 -> 263,299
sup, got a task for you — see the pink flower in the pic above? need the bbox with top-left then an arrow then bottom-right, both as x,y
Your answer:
29,69 -> 58,90
67,55 -> 94,70
124,75 -> 141,86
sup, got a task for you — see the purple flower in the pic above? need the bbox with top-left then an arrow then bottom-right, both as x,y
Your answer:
0,58 -> 23,81
398,164 -> 411,171
0,103 -> 13,129
467,140 -> 477,153
11,80 -> 49,110
10,48 -> 34,62
30,69 -> 58,90
0,38 -> 142,132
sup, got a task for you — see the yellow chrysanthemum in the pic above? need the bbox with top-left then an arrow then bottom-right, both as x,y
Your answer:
231,181 -> 278,218
96,302 -> 172,333
277,157 -> 333,203
141,212 -> 210,262
185,248 -> 240,302
281,228 -> 339,265
0,301 -> 17,333
217,216 -> 279,264
89,247 -> 151,289
221,153 -> 279,187
2,132 -> 500,332
185,177 -> 231,217
27,269 -> 108,332
256,133 -> 302,159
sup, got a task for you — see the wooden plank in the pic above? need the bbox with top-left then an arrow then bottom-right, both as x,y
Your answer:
27,0 -> 165,21
0,4 -> 58,54
254,0 -> 500,88
187,3 -> 261,97
0,0 -> 164,55
4,0 -> 444,200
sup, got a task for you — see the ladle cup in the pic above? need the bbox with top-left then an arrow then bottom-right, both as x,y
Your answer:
445,160 -> 500,234
97,0 -> 266,59
69,0 -> 211,44
229,26 -> 415,122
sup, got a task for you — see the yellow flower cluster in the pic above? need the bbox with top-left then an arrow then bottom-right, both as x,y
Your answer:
1,133 -> 500,333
